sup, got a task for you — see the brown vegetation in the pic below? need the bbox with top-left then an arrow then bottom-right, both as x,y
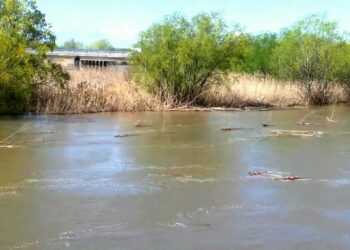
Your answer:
35,69 -> 165,113
204,75 -> 348,108
35,70 -> 349,114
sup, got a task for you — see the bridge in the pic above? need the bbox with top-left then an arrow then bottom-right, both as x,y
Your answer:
46,49 -> 131,69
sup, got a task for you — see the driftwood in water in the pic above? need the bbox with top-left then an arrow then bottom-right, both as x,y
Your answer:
221,127 -> 242,131
248,171 -> 302,181
297,122 -> 313,126
268,130 -> 323,138
115,133 -> 139,138
262,124 -> 275,127
326,110 -> 339,123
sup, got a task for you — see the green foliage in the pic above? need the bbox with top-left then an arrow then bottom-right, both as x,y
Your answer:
243,33 -> 278,75
88,39 -> 115,50
0,33 -> 33,112
0,0 -> 55,50
0,0 -> 69,113
130,13 -> 246,104
271,15 -> 350,104
60,39 -> 85,49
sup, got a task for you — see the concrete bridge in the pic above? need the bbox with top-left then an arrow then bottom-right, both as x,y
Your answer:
46,49 -> 130,69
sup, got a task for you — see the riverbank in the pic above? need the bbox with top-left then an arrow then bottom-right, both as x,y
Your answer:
35,69 -> 349,114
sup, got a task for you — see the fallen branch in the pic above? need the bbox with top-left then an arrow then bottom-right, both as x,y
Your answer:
248,171 -> 302,181
297,110 -> 316,126
326,109 -> 339,123
268,130 -> 323,138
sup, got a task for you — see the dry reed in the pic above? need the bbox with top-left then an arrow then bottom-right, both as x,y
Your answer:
35,69 -> 165,114
204,75 -> 348,107
35,70 -> 349,114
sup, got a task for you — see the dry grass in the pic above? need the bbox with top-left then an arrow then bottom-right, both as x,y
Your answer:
36,69 -> 165,114
204,75 -> 348,107
35,70 -> 349,114
326,85 -> 348,104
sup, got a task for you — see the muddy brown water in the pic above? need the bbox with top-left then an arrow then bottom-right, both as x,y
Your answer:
1,106 -> 350,250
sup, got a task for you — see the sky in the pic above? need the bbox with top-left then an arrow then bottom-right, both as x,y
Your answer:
36,0 -> 350,48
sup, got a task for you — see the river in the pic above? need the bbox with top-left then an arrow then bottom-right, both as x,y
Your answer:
1,106 -> 350,249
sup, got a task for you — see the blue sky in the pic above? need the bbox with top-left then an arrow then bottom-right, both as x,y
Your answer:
36,0 -> 350,48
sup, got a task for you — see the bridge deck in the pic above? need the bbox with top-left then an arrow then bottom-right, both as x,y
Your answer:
46,49 -> 130,59
44,49 -> 131,68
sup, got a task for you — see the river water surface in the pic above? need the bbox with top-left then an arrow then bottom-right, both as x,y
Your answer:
1,106 -> 350,249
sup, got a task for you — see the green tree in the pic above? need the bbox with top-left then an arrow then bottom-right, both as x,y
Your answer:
88,39 -> 115,50
0,0 -> 69,113
130,13 -> 246,104
60,39 -> 85,49
272,15 -> 350,104
244,33 -> 278,75
0,33 -> 33,111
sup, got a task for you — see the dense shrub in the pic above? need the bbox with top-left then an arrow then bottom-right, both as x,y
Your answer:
129,13 -> 248,104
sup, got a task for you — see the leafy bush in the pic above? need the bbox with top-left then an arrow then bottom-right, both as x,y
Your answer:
271,15 -> 350,104
243,33 -> 278,75
130,13 -> 247,104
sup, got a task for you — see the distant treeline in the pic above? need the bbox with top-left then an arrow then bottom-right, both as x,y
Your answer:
58,38 -> 129,51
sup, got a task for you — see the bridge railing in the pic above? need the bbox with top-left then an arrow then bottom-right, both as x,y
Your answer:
52,48 -> 131,55
28,48 -> 132,57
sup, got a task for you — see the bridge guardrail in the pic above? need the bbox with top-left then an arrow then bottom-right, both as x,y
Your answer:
52,48 -> 131,56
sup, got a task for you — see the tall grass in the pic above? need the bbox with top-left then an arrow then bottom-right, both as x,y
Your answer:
204,75 -> 348,107
35,69 -> 165,113
35,70 -> 348,114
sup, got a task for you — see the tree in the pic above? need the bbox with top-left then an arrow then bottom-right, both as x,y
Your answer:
272,15 -> 350,104
60,39 -> 85,49
0,0 -> 69,113
244,33 -> 278,75
0,33 -> 33,111
0,0 -> 55,50
130,13 -> 246,104
88,39 -> 115,50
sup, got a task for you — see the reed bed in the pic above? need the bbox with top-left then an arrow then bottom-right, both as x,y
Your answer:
35,70 -> 349,114
205,75 -> 305,107
205,75 -> 348,107
36,69 -> 165,114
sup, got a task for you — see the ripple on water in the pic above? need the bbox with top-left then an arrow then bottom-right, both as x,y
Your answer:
3,177 -> 159,196
147,172 -> 246,185
6,223 -> 129,250
173,176 -> 216,183
155,222 -> 187,228
321,209 -> 350,224
0,191 -> 18,198
0,145 -> 20,149
0,186 -> 19,198
328,178 -> 350,187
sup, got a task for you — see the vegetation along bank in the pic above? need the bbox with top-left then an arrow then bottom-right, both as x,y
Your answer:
1,0 -> 350,114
